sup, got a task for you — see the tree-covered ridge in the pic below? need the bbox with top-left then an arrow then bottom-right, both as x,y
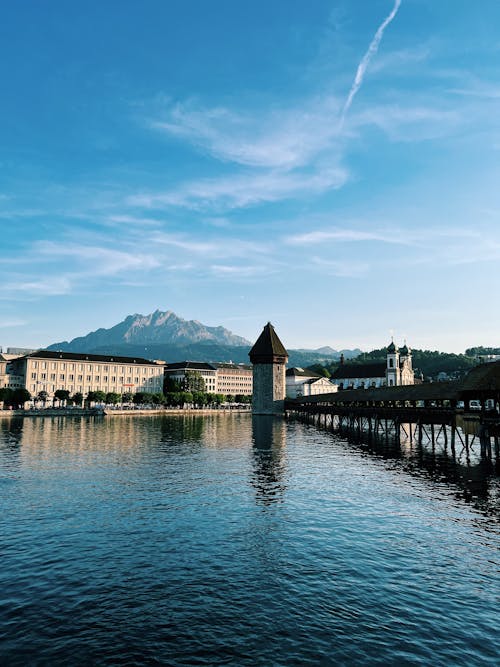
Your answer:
307,348 -> 480,380
465,347 -> 500,356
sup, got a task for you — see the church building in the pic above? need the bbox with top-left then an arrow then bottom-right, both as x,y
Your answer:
331,342 -> 415,390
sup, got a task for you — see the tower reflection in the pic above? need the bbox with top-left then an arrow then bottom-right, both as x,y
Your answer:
251,416 -> 287,505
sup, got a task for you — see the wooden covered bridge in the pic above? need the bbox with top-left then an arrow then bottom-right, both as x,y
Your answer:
285,361 -> 500,461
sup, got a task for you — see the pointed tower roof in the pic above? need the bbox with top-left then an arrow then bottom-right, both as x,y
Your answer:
249,322 -> 288,364
387,340 -> 398,354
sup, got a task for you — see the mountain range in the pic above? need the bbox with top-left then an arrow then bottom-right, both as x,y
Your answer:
47,310 -> 360,366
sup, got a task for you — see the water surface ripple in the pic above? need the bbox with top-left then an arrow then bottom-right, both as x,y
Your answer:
0,415 -> 498,666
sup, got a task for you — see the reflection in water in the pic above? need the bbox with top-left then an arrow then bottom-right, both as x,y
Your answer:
332,417 -> 499,516
251,416 -> 287,504
0,414 -> 499,666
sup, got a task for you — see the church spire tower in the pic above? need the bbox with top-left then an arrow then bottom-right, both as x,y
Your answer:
249,322 -> 288,415
386,339 -> 400,386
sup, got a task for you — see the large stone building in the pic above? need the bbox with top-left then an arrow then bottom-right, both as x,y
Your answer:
163,361 -> 253,396
286,367 -> 337,398
9,350 -> 165,399
0,353 -> 25,390
249,323 -> 288,415
331,342 -> 415,390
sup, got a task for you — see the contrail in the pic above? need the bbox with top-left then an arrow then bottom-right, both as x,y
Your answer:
340,0 -> 402,126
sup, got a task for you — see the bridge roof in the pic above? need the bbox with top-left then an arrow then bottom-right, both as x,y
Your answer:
459,360 -> 500,394
288,361 -> 500,406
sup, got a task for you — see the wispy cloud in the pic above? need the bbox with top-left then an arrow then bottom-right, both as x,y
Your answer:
150,96 -> 343,170
341,0 -> 402,124
149,232 -> 269,257
448,81 -> 500,100
0,318 -> 27,328
105,214 -> 164,228
35,241 -> 160,276
209,264 -> 272,278
286,225 -> 478,247
134,1 -> 415,215
311,257 -> 370,278
3,276 -> 72,296
128,167 -> 348,212
287,228 -> 408,245
350,104 -> 460,141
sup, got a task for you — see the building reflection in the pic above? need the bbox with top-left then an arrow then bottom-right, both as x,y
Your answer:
251,416 -> 287,505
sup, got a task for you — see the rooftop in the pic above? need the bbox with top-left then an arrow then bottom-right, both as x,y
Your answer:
249,322 -> 288,364
21,350 -> 161,366
331,362 -> 387,380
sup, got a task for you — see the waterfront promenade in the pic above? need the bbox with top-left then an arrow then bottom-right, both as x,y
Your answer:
0,406 -> 252,418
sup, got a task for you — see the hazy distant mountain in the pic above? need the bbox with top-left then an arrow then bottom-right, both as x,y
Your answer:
293,346 -> 362,360
58,341 -> 351,367
48,309 -> 251,352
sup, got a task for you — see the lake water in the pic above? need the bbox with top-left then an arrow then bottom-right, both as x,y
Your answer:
0,414 -> 498,666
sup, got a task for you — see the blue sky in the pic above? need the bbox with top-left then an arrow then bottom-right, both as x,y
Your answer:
1,0 -> 500,353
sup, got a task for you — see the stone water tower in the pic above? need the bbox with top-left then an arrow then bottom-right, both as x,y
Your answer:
249,322 -> 288,415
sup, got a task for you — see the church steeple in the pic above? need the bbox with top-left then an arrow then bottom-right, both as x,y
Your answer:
386,338 -> 400,387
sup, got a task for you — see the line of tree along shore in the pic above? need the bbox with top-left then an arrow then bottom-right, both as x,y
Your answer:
0,387 -> 252,410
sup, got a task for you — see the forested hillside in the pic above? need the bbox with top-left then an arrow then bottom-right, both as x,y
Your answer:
307,348 -> 480,380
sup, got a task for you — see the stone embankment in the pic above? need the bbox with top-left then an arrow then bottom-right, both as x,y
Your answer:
0,408 -> 105,418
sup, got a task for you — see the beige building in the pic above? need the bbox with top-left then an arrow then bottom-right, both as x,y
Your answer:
0,353 -> 25,390
164,362 -> 218,393
9,351 -> 165,399
213,363 -> 252,396
164,361 -> 253,396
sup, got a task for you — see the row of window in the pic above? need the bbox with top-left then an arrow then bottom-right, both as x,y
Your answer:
31,373 -> 160,384
29,361 -> 158,375
28,384 -> 156,396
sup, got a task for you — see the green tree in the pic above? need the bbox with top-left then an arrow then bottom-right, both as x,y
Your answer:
72,392 -> 83,406
93,391 -> 107,404
12,388 -> 31,408
54,389 -> 70,405
134,392 -> 157,405
122,392 -> 134,404
165,392 -> 182,407
86,391 -> 97,406
37,390 -> 49,406
307,364 -> 331,378
165,377 -> 182,392
0,387 -> 14,407
225,394 -> 235,404
192,391 -> 207,407
105,392 -> 121,405
235,394 -> 252,404
182,371 -> 206,393
180,391 -> 193,407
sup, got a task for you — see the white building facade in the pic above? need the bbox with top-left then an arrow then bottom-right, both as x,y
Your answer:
286,367 -> 337,398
